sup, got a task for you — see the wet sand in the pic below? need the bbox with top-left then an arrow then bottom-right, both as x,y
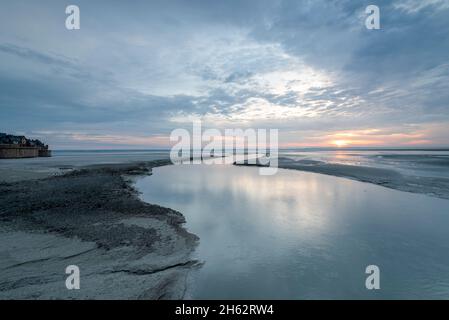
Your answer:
0,160 -> 199,299
2,152 -> 448,299
239,157 -> 449,200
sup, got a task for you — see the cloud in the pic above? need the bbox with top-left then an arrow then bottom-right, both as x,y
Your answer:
0,0 -> 448,148
393,0 -> 449,14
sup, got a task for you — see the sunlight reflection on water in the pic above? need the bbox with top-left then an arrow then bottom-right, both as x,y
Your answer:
136,164 -> 449,299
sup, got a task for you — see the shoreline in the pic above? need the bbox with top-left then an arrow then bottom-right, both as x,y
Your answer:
2,154 -> 448,299
0,160 -> 199,299
237,157 -> 449,200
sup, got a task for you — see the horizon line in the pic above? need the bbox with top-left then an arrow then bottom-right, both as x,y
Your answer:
52,147 -> 449,152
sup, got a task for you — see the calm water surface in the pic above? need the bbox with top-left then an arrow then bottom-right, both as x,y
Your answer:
136,164 -> 449,299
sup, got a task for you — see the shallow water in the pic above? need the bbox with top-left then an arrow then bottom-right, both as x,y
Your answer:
281,150 -> 449,178
136,164 -> 449,299
0,149 -> 169,170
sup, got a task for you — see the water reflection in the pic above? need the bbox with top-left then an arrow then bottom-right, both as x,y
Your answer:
282,150 -> 449,178
136,164 -> 449,299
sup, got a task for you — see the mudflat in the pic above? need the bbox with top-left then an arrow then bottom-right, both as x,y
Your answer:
0,160 -> 199,299
238,156 -> 449,200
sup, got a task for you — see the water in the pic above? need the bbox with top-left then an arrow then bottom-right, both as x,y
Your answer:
136,163 -> 449,299
281,149 -> 449,178
0,149 -> 169,170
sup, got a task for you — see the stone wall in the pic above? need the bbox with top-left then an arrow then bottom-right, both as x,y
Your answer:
0,145 -> 40,158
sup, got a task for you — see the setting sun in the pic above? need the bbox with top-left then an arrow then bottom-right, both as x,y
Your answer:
333,140 -> 350,147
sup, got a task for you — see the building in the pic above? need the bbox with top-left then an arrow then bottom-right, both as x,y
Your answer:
0,133 -> 52,158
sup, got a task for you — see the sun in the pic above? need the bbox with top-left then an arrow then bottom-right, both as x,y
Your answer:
333,140 -> 349,147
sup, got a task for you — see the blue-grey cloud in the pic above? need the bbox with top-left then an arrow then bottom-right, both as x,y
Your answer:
0,0 -> 448,148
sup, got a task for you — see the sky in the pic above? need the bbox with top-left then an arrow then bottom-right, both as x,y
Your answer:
0,0 -> 448,149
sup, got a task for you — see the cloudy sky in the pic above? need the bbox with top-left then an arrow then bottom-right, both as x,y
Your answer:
0,0 -> 448,149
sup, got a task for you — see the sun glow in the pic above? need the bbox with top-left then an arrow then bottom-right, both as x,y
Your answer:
333,140 -> 350,147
